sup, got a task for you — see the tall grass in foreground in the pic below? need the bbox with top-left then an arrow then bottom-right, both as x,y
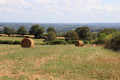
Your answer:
0,44 -> 120,80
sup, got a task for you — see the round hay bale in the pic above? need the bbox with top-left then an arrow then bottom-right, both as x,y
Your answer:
21,38 -> 34,48
92,44 -> 97,47
75,41 -> 84,46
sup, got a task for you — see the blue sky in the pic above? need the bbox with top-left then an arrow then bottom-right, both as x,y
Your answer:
0,0 -> 120,23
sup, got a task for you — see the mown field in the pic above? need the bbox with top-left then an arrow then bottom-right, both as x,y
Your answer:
0,44 -> 120,80
0,36 -> 44,44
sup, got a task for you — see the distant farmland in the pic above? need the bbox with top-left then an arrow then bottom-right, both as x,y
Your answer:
1,23 -> 120,32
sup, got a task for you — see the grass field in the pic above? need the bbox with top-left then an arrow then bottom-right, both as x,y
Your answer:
0,44 -> 120,80
0,36 -> 44,44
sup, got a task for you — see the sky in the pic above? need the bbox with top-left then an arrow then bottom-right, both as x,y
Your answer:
0,0 -> 120,23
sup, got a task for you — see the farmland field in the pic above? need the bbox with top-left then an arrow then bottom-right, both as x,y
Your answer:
0,44 -> 120,80
0,36 -> 44,44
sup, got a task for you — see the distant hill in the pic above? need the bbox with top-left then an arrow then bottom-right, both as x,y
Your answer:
0,23 -> 120,33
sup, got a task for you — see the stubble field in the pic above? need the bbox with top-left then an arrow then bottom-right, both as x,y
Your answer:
0,44 -> 120,80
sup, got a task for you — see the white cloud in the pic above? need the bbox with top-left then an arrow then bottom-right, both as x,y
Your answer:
0,0 -> 31,13
106,7 -> 113,12
118,8 -> 120,11
0,0 -> 5,4
0,0 -> 117,14
93,6 -> 104,10
36,0 -> 58,4
0,0 -> 120,23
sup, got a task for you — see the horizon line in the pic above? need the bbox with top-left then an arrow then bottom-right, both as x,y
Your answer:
0,22 -> 120,24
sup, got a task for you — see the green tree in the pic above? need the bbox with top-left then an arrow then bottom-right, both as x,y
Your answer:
99,28 -> 117,35
97,33 -> 107,44
47,31 -> 57,41
95,28 -> 117,44
29,25 -> 45,38
17,26 -> 27,36
36,27 -> 45,38
91,32 -> 97,40
47,27 -> 56,33
4,27 -> 13,36
75,26 -> 91,40
65,31 -> 79,40
106,31 -> 120,50
11,29 -> 16,35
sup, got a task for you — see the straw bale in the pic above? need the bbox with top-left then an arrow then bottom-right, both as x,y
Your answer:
21,38 -> 34,48
75,41 -> 84,46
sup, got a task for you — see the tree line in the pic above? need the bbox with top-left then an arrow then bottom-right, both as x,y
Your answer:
2,24 -> 120,50
3,25 -> 56,38
3,25 -> 93,41
3,24 -> 118,41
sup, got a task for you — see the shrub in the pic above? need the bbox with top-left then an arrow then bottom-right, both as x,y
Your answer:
94,33 -> 107,44
91,32 -> 97,40
40,43 -> 46,45
95,28 -> 117,44
106,32 -> 120,50
99,28 -> 117,35
13,41 -> 21,44
0,40 -> 20,44
46,40 -> 67,45
83,40 -> 92,44
66,40 -> 91,44
66,40 -> 78,44
35,43 -> 46,45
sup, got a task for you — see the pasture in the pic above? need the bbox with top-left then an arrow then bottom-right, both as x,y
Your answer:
0,44 -> 120,80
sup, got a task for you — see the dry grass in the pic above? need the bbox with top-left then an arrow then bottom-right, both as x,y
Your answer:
0,44 -> 120,80
57,37 -> 65,40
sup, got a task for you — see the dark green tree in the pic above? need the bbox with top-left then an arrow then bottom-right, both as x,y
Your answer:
47,31 -> 57,41
65,31 -> 79,40
91,32 -> 97,40
4,27 -> 13,36
29,25 -> 45,38
17,26 -> 27,36
36,27 -> 45,38
11,29 -> 16,35
47,27 -> 56,33
75,26 -> 91,40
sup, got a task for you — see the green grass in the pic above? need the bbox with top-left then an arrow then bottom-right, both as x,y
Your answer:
0,44 -> 120,80
0,36 -> 44,44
